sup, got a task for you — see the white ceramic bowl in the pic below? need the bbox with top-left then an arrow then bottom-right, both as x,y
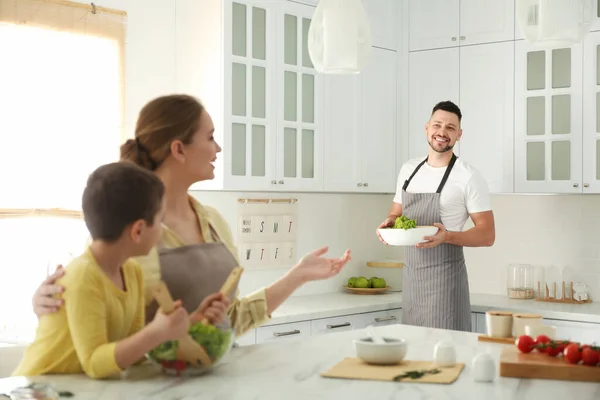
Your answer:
378,226 -> 439,246
354,337 -> 407,365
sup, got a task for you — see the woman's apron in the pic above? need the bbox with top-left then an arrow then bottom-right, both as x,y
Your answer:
144,241 -> 239,330
401,153 -> 472,332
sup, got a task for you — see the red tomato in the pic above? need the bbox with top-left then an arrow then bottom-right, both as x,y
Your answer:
564,343 -> 582,364
534,335 -> 551,351
581,347 -> 600,366
516,335 -> 535,353
544,344 -> 562,357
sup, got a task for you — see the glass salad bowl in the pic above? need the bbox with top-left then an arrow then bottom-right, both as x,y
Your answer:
146,322 -> 235,376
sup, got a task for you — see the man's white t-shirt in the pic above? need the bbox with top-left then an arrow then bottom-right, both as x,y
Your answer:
392,157 -> 492,232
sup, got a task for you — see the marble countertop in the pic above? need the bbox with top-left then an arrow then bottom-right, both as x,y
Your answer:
264,291 -> 600,326
2,324 -> 599,400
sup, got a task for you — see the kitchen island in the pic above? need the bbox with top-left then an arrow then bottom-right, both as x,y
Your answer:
1,324 -> 598,400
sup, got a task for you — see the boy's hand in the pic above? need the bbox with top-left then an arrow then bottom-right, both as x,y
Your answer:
150,300 -> 190,342
190,293 -> 231,325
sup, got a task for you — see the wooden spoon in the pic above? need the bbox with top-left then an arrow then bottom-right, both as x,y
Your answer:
198,266 -> 244,326
151,281 -> 212,367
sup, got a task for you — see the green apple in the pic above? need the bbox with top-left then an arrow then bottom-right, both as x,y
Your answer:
347,277 -> 357,288
372,277 -> 387,289
354,277 -> 369,288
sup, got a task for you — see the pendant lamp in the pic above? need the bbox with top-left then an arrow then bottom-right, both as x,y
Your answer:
307,0 -> 371,74
516,0 -> 594,48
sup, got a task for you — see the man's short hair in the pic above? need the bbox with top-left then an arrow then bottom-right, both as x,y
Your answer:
82,162 -> 165,242
431,100 -> 462,122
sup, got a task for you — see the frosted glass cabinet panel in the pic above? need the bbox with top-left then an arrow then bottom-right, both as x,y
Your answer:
228,1 -> 276,189
583,32 -> 600,192
514,40 -> 583,193
277,2 -> 322,190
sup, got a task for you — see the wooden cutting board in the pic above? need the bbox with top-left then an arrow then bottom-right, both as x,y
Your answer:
500,346 -> 600,382
477,335 -> 516,345
320,358 -> 465,384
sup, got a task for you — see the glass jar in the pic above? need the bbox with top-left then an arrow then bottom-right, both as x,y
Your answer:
506,264 -> 534,299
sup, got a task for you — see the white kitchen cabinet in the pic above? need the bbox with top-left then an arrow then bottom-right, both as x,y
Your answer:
459,41 -> 515,193
177,0 -> 322,192
276,1 -> 323,191
310,314 -> 362,335
544,318 -> 600,343
256,320 -> 311,344
323,47 -> 397,193
409,0 -> 514,52
582,31 -> 600,192
407,47 -> 460,161
514,40 -> 584,193
362,0 -> 399,51
356,309 -> 403,328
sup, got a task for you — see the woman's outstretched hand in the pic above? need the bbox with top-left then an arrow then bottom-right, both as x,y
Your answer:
291,246 -> 352,283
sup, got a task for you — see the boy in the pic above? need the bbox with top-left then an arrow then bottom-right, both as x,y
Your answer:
13,162 -> 201,378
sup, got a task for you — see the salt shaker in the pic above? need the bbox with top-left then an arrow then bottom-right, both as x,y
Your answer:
433,340 -> 456,367
472,352 -> 495,382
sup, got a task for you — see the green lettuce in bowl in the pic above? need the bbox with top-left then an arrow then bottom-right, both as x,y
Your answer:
392,215 -> 417,230
147,322 -> 235,376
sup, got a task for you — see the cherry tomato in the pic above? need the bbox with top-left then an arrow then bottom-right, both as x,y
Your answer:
555,340 -> 571,353
581,347 -> 600,366
564,343 -> 582,364
516,335 -> 535,353
544,344 -> 562,357
534,335 -> 551,351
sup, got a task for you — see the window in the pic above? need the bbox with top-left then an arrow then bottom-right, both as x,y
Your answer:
0,0 -> 127,343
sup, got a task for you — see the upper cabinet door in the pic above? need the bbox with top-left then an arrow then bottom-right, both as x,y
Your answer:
322,73 -> 361,192
277,2 -> 323,191
459,0 -> 514,46
224,1 -> 278,191
459,42 -> 515,193
409,0 -> 460,52
408,48 -> 460,160
514,40 -> 583,193
362,0 -> 398,51
360,48 -> 398,193
582,31 -> 600,193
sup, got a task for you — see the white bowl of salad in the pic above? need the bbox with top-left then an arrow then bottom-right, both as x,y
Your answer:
146,322 -> 235,376
378,215 -> 438,246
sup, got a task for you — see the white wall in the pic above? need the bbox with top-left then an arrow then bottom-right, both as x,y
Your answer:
80,0 -> 600,300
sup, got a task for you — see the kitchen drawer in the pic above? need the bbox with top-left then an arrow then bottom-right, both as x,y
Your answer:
256,321 -> 311,344
356,308 -> 403,329
311,314 -> 363,336
234,329 -> 256,347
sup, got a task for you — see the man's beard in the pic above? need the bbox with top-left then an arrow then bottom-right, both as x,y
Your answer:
428,138 -> 454,153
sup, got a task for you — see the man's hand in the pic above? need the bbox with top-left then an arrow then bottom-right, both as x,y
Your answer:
376,217 -> 396,245
416,223 -> 447,249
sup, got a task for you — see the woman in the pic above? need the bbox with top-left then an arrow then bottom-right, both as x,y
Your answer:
32,94 -> 351,337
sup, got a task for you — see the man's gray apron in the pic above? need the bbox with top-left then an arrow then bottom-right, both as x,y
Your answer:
402,153 -> 471,332
144,239 -> 239,330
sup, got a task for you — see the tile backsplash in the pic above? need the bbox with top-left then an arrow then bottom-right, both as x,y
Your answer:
191,190 -> 600,300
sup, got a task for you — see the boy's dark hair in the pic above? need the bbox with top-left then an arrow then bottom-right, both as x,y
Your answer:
82,162 -> 165,242
431,100 -> 462,122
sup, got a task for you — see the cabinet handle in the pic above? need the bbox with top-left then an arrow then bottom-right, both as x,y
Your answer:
451,37 -> 457,41
363,183 -> 369,187
374,316 -> 397,323
573,183 -> 579,188
584,183 -> 590,188
271,180 -> 277,184
326,322 -> 351,329
278,180 -> 284,184
357,183 -> 363,187
273,329 -> 300,337
460,36 -> 465,40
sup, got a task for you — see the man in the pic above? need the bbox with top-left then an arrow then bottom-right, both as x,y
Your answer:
376,100 -> 495,332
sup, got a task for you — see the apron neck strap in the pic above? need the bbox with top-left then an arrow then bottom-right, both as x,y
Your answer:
402,153 -> 458,193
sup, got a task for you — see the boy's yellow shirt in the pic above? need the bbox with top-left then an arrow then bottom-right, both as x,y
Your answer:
12,247 -> 145,379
